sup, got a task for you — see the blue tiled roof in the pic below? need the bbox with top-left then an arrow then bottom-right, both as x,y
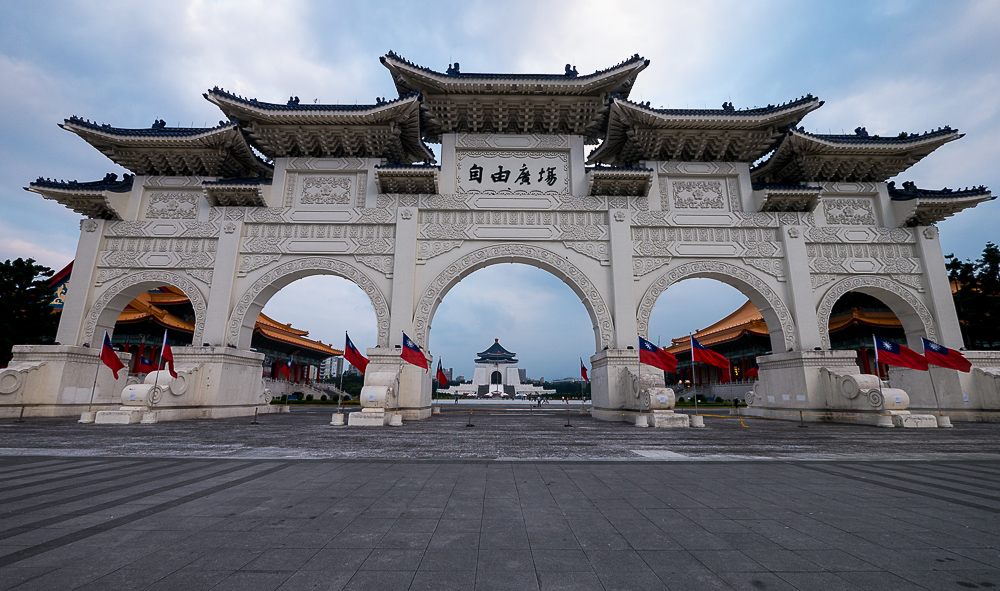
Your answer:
887,181 -> 991,201
615,93 -> 820,116
791,126 -> 958,144
205,87 -> 422,111
586,165 -> 653,173
373,163 -> 439,170
202,174 -> 272,186
29,173 -> 134,192
381,51 -> 648,81
751,182 -> 820,191
64,116 -> 234,137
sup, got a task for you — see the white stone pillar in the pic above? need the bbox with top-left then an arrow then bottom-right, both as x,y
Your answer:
780,225 -> 823,350
56,219 -> 106,346
915,226 -> 963,349
608,207 -> 637,348
388,207 -> 418,347
202,219 -> 243,347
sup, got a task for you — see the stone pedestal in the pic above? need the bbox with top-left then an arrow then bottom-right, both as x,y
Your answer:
590,349 -> 640,422
330,413 -> 345,426
0,345 -> 132,418
649,410 -> 690,428
95,406 -> 147,424
366,348 -> 431,420
348,408 -> 389,426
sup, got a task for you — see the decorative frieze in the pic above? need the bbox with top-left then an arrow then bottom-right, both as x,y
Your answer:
240,223 -> 394,254
100,237 -> 216,269
417,240 -> 464,261
145,191 -> 200,219
563,241 -> 610,264
822,196 -> 877,225
355,255 -> 394,277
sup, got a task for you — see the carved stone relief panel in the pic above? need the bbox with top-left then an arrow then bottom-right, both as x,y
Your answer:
631,227 -> 781,259
100,237 -> 216,269
241,223 -> 393,254
417,240 -> 464,261
822,196 -> 878,225
806,242 -> 921,275
671,180 -> 726,210
300,175 -> 352,205
145,191 -> 200,219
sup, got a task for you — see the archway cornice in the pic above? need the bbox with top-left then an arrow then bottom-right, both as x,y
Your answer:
412,243 -> 615,350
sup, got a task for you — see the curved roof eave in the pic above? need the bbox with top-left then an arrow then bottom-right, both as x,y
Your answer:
380,51 -> 649,98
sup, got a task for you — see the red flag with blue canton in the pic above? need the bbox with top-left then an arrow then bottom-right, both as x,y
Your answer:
874,336 -> 928,371
401,332 -> 428,371
136,353 -> 157,374
100,331 -> 125,379
746,363 -> 759,378
344,333 -> 369,374
160,330 -> 178,378
436,359 -> 449,386
279,358 -> 293,379
921,337 -> 971,372
580,358 -> 589,382
639,336 -> 677,372
691,336 -> 729,370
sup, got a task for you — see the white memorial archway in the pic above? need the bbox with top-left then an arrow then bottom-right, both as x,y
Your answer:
10,53 -> 996,423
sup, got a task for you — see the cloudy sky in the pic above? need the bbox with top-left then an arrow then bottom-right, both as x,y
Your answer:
2,1 -> 998,379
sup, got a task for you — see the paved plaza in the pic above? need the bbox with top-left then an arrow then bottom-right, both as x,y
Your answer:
0,409 -> 998,590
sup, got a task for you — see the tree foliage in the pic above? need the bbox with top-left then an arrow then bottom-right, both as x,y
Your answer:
946,242 -> 1000,349
0,259 -> 59,366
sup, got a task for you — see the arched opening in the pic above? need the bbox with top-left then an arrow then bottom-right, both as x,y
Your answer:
85,273 -> 208,348
815,276 -> 934,351
426,263 -> 595,399
108,285 -> 196,375
825,291 -> 908,379
250,273 -> 378,397
647,278 -> 762,401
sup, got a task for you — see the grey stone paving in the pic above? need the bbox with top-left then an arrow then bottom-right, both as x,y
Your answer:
0,409 -> 998,589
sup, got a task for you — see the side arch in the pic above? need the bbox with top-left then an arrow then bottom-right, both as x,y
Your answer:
225,257 -> 390,350
816,275 -> 935,349
84,270 -> 208,346
412,244 -> 615,350
637,260 -> 796,352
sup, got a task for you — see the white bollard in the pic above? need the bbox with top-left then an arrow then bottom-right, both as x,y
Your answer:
690,415 -> 705,428
330,413 -> 345,426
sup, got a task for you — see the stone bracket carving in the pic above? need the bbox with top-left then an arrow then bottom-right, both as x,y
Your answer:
563,241 -> 610,264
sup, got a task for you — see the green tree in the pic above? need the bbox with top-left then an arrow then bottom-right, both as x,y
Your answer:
0,258 -> 59,366
946,242 -> 1000,349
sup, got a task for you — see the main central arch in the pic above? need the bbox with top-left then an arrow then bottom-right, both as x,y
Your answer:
14,52 -> 995,424
412,243 -> 615,351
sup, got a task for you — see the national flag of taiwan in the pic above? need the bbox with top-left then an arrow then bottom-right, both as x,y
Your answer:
160,330 -> 177,378
436,359 -> 449,386
874,336 -> 928,371
691,336 -> 729,370
921,337 -> 971,372
279,358 -> 293,379
136,353 -> 157,374
344,333 -> 369,374
638,336 -> 677,372
401,332 -> 428,371
99,331 -> 125,379
580,358 -> 589,382
746,363 -> 759,378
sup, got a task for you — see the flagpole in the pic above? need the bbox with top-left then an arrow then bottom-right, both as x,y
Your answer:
86,333 -> 105,412
151,330 -> 166,412
873,335 -> 885,413
691,335 -> 699,417
339,333 -> 346,413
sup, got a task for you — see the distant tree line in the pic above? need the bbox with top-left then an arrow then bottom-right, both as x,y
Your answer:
946,242 -> 1000,349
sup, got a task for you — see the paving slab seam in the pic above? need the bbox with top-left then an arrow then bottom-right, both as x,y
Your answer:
792,463 -> 1000,515
0,461 -> 294,569
0,461 -> 257,541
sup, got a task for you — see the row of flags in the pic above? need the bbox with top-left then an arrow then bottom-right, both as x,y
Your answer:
100,329 -> 176,380
874,336 -> 972,373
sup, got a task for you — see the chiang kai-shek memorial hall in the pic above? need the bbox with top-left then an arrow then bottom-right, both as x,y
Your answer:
5,52 -> 1000,426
